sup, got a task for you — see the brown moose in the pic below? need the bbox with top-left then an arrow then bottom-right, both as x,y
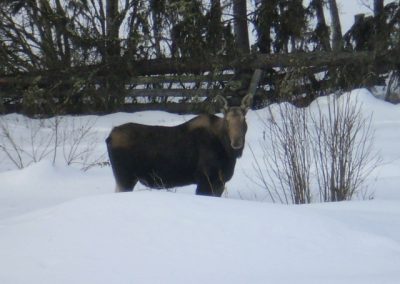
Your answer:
106,94 -> 253,197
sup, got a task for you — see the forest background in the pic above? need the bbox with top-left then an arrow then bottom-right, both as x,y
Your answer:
0,0 -> 399,116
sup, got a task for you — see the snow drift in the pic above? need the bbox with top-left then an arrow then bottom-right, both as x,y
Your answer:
0,89 -> 400,283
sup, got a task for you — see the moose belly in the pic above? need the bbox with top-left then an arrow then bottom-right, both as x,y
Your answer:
138,170 -> 195,189
132,141 -> 199,189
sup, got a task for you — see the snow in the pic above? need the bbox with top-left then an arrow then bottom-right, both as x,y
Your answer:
1,89 -> 400,283
2,192 -> 400,284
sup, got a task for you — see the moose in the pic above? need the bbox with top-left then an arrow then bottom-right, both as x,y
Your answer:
106,70 -> 262,196
106,94 -> 251,197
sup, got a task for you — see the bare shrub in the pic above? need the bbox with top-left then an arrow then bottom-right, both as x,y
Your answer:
310,94 -> 378,202
0,115 -> 105,171
0,116 -> 55,169
60,118 -> 100,168
385,71 -> 400,104
0,117 -> 25,169
251,93 -> 378,204
251,103 -> 312,204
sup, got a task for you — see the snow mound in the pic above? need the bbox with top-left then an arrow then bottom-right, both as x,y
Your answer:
0,161 -> 112,219
1,89 -> 400,283
1,191 -> 400,284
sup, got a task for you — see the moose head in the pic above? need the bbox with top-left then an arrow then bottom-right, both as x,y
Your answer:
215,94 -> 253,150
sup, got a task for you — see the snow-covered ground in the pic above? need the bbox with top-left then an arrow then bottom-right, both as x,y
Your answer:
1,89 -> 400,283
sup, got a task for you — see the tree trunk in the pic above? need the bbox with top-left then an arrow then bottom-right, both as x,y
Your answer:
37,0 -> 57,68
373,0 -> 386,50
54,0 -> 71,67
327,0 -> 343,51
374,0 -> 384,17
105,0 -> 124,110
208,0 -> 223,55
106,0 -> 120,62
232,0 -> 250,54
151,0 -> 163,58
256,0 -> 278,54
232,0 -> 251,94
312,0 -> 331,51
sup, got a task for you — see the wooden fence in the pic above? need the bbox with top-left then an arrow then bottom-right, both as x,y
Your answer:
0,49 -> 399,115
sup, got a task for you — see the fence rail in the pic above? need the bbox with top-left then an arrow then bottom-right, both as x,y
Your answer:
1,49 -> 399,115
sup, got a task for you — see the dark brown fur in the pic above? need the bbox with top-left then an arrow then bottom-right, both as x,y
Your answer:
106,96 -> 251,196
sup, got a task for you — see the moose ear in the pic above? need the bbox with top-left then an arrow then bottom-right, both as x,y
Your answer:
214,95 -> 229,114
240,93 -> 253,114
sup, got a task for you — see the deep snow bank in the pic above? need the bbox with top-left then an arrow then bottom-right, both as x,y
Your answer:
0,161 -> 113,219
1,89 -> 400,283
0,191 -> 400,284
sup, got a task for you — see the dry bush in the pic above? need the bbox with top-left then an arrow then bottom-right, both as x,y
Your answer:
60,118 -> 101,169
0,115 -> 105,171
310,94 -> 378,202
0,116 -> 55,169
385,71 -> 400,104
251,93 -> 378,203
251,103 -> 312,204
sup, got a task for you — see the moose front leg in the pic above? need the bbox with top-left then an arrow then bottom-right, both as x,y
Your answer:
195,171 -> 225,197
115,178 -> 138,192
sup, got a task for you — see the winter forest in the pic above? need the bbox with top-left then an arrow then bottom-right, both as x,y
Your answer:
0,0 -> 399,115
1,1 -> 400,283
